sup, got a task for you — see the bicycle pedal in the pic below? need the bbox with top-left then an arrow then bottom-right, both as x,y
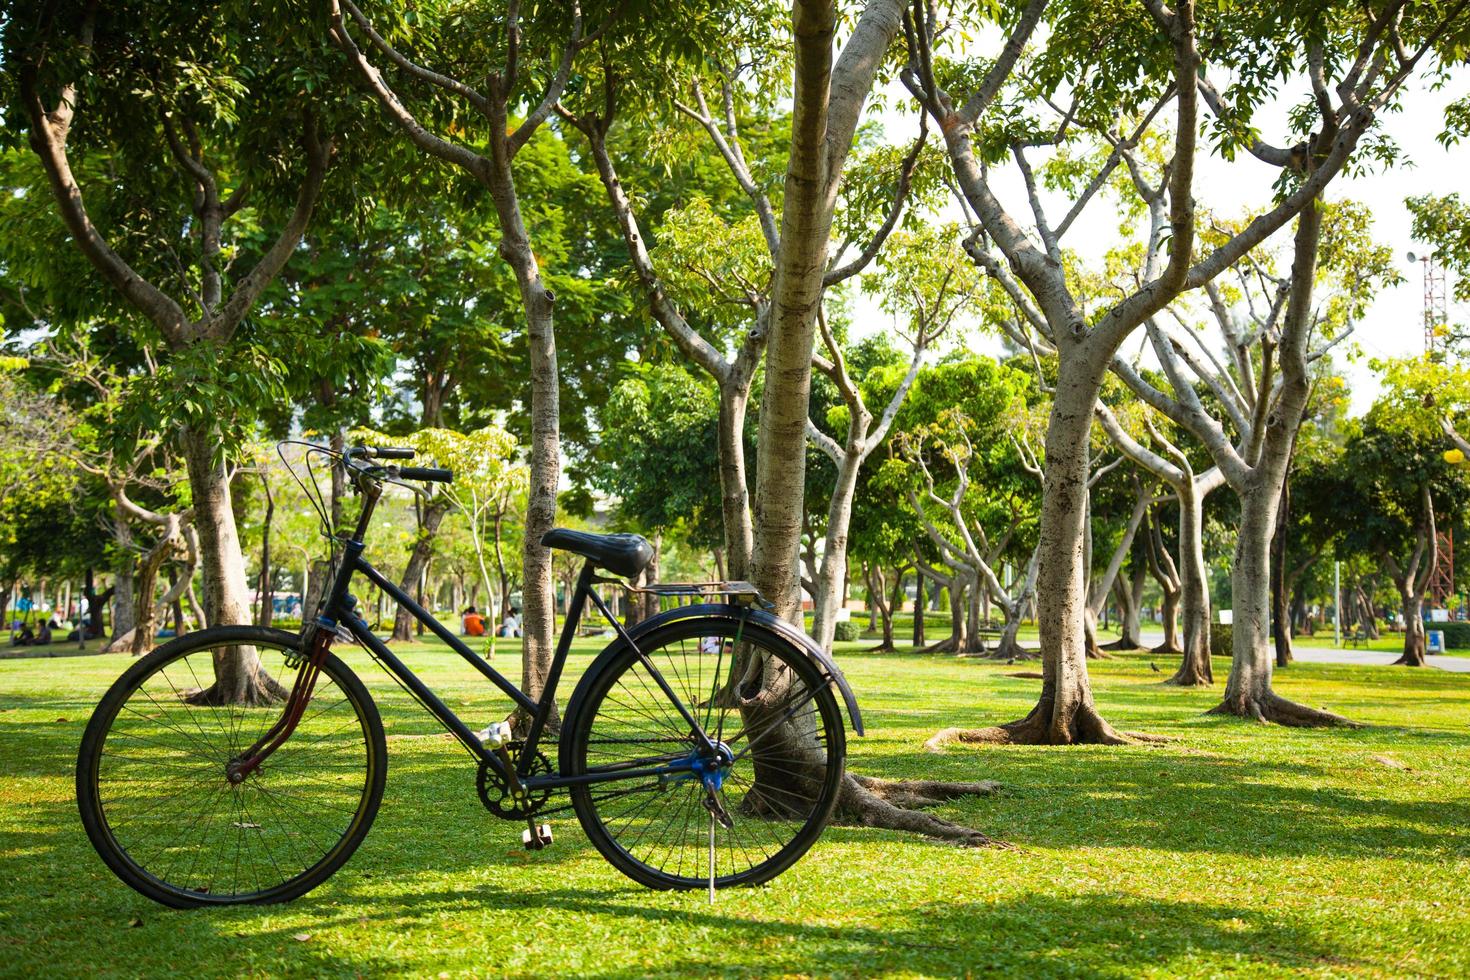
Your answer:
522,823 -> 554,850
475,720 -> 514,748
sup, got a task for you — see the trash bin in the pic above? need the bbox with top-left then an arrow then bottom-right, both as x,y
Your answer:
1428,630 -> 1445,654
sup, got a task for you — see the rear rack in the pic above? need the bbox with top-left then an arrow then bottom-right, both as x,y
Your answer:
594,578 -> 774,611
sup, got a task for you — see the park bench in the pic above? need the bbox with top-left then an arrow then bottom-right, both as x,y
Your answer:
1344,627 -> 1370,648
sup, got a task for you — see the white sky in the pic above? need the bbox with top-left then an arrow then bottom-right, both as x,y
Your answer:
849,72 -> 1467,414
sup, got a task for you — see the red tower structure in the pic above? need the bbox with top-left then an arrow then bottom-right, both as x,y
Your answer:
1411,250 -> 1455,604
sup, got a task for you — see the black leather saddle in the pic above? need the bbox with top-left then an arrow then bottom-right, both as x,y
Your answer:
541,528 -> 655,579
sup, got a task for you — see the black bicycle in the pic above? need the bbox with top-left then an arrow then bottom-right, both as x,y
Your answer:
76,444 -> 861,907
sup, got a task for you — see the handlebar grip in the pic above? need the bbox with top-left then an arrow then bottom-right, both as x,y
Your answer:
370,446 -> 416,460
398,466 -> 454,483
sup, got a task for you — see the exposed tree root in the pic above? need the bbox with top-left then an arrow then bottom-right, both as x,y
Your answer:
1151,641 -> 1183,655
924,701 -> 1172,750
1164,668 -> 1212,687
104,630 -> 144,655
1207,691 -> 1360,728
958,642 -> 1039,662
1101,638 -> 1140,651
834,773 -> 1005,846
183,672 -> 290,707
1165,652 -> 1213,687
1391,651 -> 1426,667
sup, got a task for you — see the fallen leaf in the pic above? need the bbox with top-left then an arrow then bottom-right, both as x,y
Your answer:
292,933 -> 311,942
127,918 -> 143,928
1372,755 -> 1410,770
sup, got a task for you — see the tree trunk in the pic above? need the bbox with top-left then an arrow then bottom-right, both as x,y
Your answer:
948,577 -> 969,652
1270,472 -> 1292,667
1210,481 -> 1349,726
258,472 -> 275,628
641,530 -> 662,622
110,562 -> 137,649
169,566 -> 185,636
1157,586 -> 1181,653
881,567 -> 904,651
1169,484 -> 1213,686
1109,564 -> 1144,649
966,574 -> 983,653
912,572 -> 925,648
931,362 -> 1143,746
178,427 -> 283,704
1395,587 -> 1427,666
492,176 -> 562,731
125,518 -> 183,655
392,495 -> 451,642
717,384 -> 754,581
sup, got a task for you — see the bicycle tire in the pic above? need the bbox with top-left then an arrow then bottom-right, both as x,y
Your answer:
76,626 -> 386,908
564,616 -> 845,890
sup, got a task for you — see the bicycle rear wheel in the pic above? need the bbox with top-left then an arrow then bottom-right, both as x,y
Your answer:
76,626 -> 386,907
565,616 -> 845,889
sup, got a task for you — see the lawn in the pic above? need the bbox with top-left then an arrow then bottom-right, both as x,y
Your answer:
3,635 -> 1469,978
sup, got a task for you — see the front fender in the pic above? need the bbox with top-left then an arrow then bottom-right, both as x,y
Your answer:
566,603 -> 864,738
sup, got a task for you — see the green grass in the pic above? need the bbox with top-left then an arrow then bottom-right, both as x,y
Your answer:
4,637 -> 1470,978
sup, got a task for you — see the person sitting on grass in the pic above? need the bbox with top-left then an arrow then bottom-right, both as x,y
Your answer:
35,619 -> 52,645
498,607 -> 520,638
462,606 -> 487,637
10,623 -> 34,647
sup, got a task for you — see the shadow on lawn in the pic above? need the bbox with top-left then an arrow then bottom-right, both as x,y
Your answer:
883,738 -> 1470,862
213,888 -> 1356,978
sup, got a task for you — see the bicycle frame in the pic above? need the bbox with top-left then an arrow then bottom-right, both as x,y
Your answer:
297,474 -> 715,796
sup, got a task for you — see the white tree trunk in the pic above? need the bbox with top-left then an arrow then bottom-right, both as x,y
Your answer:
1170,480 -> 1214,685
811,449 -> 864,651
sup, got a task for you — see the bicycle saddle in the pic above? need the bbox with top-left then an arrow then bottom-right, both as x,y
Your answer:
541,528 -> 655,579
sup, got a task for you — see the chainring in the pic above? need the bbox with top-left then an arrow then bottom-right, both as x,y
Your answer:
476,741 -> 553,819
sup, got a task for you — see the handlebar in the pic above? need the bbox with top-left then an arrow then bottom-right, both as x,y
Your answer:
357,446 -> 416,460
398,466 -> 454,484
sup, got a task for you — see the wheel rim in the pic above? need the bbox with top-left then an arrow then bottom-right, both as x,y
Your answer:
576,623 -> 841,886
89,639 -> 374,901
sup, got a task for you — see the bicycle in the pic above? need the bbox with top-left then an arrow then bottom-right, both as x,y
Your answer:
76,444 -> 862,908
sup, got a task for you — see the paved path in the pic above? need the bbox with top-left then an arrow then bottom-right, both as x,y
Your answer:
1132,629 -> 1470,674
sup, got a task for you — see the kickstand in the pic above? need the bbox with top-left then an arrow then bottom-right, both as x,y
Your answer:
707,811 -> 716,904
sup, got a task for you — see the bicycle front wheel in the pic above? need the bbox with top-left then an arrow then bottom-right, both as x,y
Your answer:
76,626 -> 386,908
565,615 -> 845,889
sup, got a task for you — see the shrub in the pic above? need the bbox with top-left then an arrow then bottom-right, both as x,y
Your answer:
1209,623 -> 1232,657
833,620 -> 862,642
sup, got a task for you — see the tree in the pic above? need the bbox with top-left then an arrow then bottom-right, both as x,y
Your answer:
1096,399 -> 1223,684
1343,358 -> 1470,665
328,0 -> 611,711
4,1 -> 336,702
805,224 -> 973,653
911,0 -> 1458,737
897,408 -> 1041,661
415,426 -> 526,664
1109,197 -> 1395,721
